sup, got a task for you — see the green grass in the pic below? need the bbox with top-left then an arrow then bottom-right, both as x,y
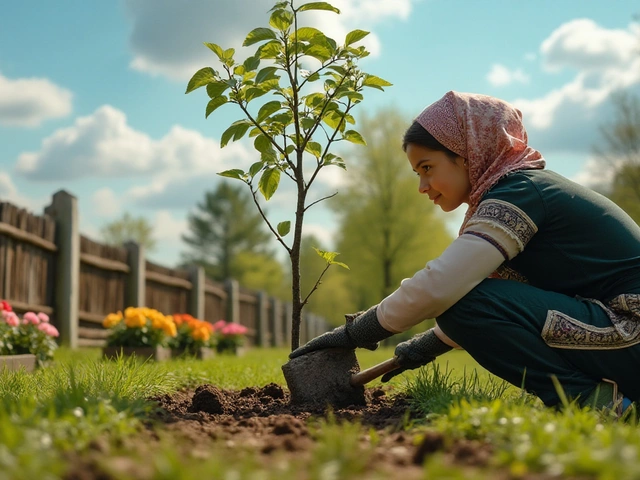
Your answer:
0,346 -> 638,479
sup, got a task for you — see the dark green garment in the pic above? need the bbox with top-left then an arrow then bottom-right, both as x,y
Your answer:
481,170 -> 640,300
438,170 -> 640,406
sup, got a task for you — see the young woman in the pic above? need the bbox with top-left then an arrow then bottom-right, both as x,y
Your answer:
290,91 -> 640,413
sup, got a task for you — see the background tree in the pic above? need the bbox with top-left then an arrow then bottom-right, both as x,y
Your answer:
186,0 -> 391,349
331,107 -> 452,311
594,91 -> 640,223
100,212 -> 156,252
181,181 -> 272,280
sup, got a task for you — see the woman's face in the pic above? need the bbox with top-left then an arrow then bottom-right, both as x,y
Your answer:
406,143 -> 471,212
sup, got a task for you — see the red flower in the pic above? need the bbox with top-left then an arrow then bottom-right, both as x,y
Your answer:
0,300 -> 12,312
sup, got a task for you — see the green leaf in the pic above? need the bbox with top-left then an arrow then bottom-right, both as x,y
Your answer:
305,141 -> 322,157
277,221 -> 291,237
223,48 -> 235,60
304,92 -> 325,108
205,96 -> 228,118
218,169 -> 245,180
259,168 -> 281,200
323,154 -> 346,170
323,111 -> 346,131
305,44 -> 332,63
243,55 -> 261,72
243,27 -> 277,47
233,122 -> 251,142
256,66 -> 279,84
258,41 -> 283,59
294,27 -> 323,42
343,130 -> 366,145
233,65 -> 246,76
204,42 -> 225,60
206,81 -> 229,98
221,120 -> 251,147
185,67 -> 217,94
297,2 -> 340,14
312,248 -> 349,269
270,1 -> 289,11
362,74 -> 393,90
249,161 -> 264,177
345,29 -> 369,46
257,100 -> 282,123
301,117 -> 316,130
269,9 -> 294,31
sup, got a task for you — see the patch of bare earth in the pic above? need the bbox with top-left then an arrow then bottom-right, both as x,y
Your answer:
65,384 -> 535,479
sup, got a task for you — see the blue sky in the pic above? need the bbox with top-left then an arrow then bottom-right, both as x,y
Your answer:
1,0 -> 638,267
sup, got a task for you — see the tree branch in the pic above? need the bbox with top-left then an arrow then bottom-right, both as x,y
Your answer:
248,184 -> 292,255
304,192 -> 338,212
301,262 -> 331,307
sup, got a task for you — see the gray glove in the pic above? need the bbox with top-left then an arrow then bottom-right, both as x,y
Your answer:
289,306 -> 393,359
381,328 -> 452,382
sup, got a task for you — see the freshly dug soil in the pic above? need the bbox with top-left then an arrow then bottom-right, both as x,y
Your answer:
64,383 -> 500,479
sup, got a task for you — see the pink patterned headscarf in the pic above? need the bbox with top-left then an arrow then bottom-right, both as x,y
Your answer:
415,91 -> 545,234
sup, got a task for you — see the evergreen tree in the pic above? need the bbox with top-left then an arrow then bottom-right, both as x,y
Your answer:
181,181 -> 272,280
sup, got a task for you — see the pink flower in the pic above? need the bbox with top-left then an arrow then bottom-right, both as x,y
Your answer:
221,323 -> 248,336
38,323 -> 59,337
23,312 -> 40,325
37,312 -> 50,323
3,311 -> 19,327
212,320 -> 227,331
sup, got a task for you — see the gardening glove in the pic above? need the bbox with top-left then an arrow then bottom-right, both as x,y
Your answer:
289,306 -> 393,359
381,328 -> 452,382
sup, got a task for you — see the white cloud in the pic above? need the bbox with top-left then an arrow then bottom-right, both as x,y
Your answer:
0,172 -> 47,212
124,0 -> 417,81
0,72 -> 72,127
511,19 -> 640,154
541,19 -> 638,72
91,188 -> 121,217
15,105 -> 252,183
486,64 -> 529,87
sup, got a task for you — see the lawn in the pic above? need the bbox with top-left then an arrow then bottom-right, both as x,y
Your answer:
0,347 -> 637,479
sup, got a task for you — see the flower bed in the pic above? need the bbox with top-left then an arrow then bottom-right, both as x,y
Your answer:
102,307 -> 177,361
0,300 -> 59,370
170,313 -> 216,359
212,320 -> 248,356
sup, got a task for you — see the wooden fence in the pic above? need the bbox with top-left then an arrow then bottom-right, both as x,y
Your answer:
0,190 -> 329,348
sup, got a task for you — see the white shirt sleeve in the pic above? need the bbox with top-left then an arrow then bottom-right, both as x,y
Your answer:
376,225 -> 519,333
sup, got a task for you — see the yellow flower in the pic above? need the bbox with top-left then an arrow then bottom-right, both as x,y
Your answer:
125,311 -> 147,328
163,322 -> 177,337
102,312 -> 122,329
124,307 -> 138,319
191,326 -> 210,342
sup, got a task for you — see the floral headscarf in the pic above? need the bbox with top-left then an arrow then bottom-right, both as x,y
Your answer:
415,91 -> 545,234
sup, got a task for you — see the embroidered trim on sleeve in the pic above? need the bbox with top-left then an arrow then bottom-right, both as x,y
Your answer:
465,199 -> 538,252
463,231 -> 509,261
495,264 -> 529,284
541,293 -> 640,350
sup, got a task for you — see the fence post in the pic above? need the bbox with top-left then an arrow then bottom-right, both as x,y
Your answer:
256,291 -> 268,347
270,298 -> 283,347
44,190 -> 79,348
188,265 -> 205,320
225,278 -> 239,324
124,242 -> 146,308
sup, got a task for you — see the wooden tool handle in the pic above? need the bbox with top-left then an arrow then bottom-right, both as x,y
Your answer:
350,357 -> 401,387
